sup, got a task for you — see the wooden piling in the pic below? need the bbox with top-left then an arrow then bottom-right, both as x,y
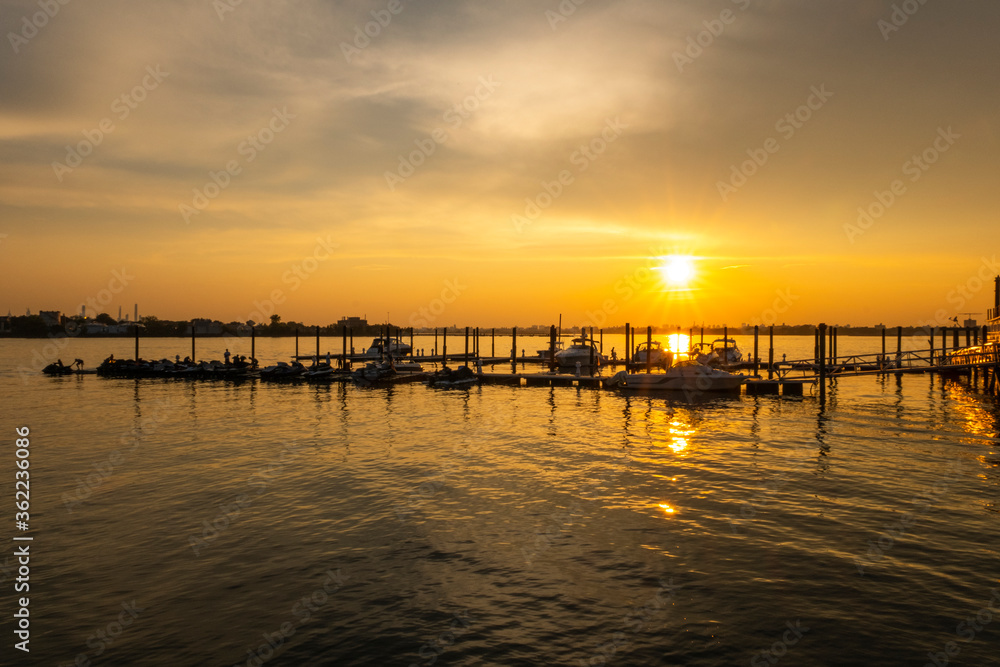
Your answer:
251,325 -> 256,361
753,325 -> 759,376
491,328 -> 495,358
341,326 -> 346,365
897,326 -> 903,370
511,327 -> 517,367
625,323 -> 630,367
315,325 -> 320,361
434,328 -> 438,356
295,327 -> 299,358
768,326 -> 774,380
443,328 -> 447,362
134,324 -> 139,360
818,323 -> 827,402
191,326 -> 196,363
646,326 -> 652,374
549,325 -> 557,372
409,327 -> 414,352
929,329 -> 934,365
465,326 -> 470,367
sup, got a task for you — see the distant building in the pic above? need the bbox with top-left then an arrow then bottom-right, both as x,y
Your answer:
186,319 -> 223,335
39,310 -> 61,327
335,316 -> 368,329
186,319 -> 224,335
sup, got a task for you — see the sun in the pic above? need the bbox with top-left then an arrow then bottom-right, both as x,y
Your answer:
657,255 -> 696,289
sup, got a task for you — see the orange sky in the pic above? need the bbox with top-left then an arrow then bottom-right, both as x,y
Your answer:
2,0 -> 999,329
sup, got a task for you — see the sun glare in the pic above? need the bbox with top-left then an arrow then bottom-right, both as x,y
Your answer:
657,255 -> 696,289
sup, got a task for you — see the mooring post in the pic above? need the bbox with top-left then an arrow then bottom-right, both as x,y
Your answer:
753,325 -> 759,376
492,328 -> 495,358
443,327 -> 448,363
768,326 -> 774,380
897,326 -> 903,370
341,326 -> 346,365
814,329 -> 819,366
929,328 -> 934,366
433,328 -> 438,357
134,324 -> 139,360
349,327 -> 354,356
511,327 -> 517,369
624,322 -> 630,370
549,325 -> 557,372
953,327 -> 959,350
646,326 -> 652,374
191,325 -> 196,363
315,325 -> 320,362
700,327 -> 704,347
295,327 -> 299,359
723,326 -> 728,364
818,323 -> 827,402
465,326 -> 470,367
410,327 -> 414,352
599,328 -> 604,354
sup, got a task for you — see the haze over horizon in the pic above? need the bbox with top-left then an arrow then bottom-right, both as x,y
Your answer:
2,0 -> 999,329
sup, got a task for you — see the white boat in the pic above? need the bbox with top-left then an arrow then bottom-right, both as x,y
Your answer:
692,339 -> 742,365
364,337 -> 412,358
554,335 -> 606,367
632,341 -> 673,368
535,340 -> 565,358
609,360 -> 745,392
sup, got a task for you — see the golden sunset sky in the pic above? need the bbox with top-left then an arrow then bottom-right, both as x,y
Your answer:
1,0 -> 999,329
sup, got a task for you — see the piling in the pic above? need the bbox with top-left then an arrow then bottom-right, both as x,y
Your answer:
753,325 -> 759,376
410,327 -> 414,351
511,327 -> 517,369
134,324 -> 139,360
295,327 -> 299,358
818,323 -> 827,402
341,326 -> 346,365
465,326 -> 470,367
624,322 -> 631,365
191,326 -> 196,363
768,326 -> 774,380
549,325 -> 557,372
646,326 -> 652,374
491,328 -> 495,358
315,325 -> 320,361
897,326 -> 903,371
349,328 -> 354,356
251,325 -> 256,361
443,328 -> 448,362
723,326 -> 728,363
434,328 -> 438,356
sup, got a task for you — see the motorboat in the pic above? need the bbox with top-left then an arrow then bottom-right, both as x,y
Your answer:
632,341 -> 673,368
364,337 -> 412,358
691,339 -> 742,366
554,335 -> 606,368
535,340 -> 565,358
608,360 -> 746,392
426,365 -> 479,388
352,360 -> 426,387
